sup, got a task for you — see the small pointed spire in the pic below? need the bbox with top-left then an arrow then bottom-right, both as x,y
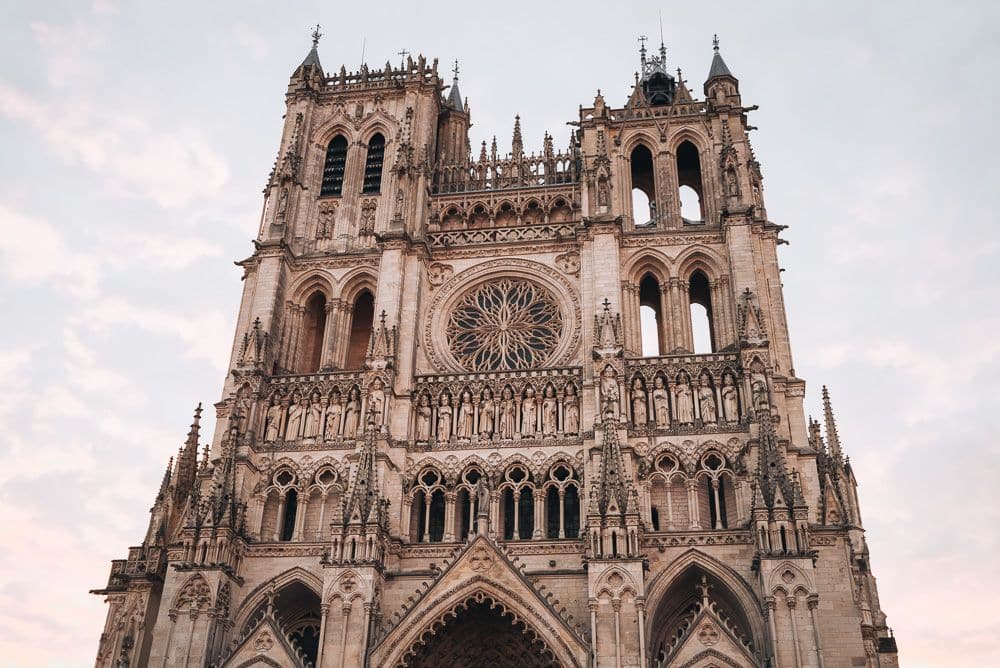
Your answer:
707,34 -> 734,80
511,115 -> 523,157
297,25 -> 324,73
822,386 -> 843,461
447,59 -> 464,109
157,457 -> 173,501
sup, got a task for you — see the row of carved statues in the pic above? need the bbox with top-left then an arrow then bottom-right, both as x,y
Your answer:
414,384 -> 581,443
262,380 -> 387,442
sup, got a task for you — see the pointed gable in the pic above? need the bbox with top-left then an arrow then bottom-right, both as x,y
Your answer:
220,616 -> 306,668
667,605 -> 757,668
370,535 -> 589,667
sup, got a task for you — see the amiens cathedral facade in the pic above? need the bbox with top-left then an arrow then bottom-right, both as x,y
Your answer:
92,29 -> 900,668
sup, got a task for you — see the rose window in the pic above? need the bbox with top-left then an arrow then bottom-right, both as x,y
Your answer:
445,278 -> 562,371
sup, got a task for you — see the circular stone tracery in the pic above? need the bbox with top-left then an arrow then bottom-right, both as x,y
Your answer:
445,278 -> 562,371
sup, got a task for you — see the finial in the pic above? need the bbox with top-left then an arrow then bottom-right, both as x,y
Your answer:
452,59 -> 460,80
638,35 -> 648,53
713,34 -> 720,52
379,309 -> 387,326
311,24 -> 322,48
398,48 -> 409,68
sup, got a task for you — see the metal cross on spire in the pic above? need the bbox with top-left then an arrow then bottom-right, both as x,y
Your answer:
398,49 -> 409,67
713,33 -> 720,52
311,24 -> 322,48
452,59 -> 460,80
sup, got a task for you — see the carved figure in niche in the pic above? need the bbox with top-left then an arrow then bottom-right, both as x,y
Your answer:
456,390 -> 474,439
437,394 -> 453,442
498,387 -> 516,439
631,378 -> 648,425
369,378 -> 386,426
698,373 -> 718,424
479,388 -> 495,437
343,387 -> 361,438
542,386 -> 558,435
304,391 -> 323,438
597,176 -> 610,207
751,372 -> 769,414
674,374 -> 695,425
652,376 -> 670,427
264,395 -> 283,442
324,391 -> 343,439
285,392 -> 306,439
563,385 -> 580,435
276,187 -> 288,219
600,366 -> 620,419
722,373 -> 739,422
414,394 -> 432,441
725,166 -> 739,197
521,387 -> 537,436
476,477 -> 490,515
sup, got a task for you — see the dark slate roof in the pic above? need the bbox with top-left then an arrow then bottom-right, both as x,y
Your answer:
447,78 -> 464,110
708,51 -> 733,79
299,45 -> 323,73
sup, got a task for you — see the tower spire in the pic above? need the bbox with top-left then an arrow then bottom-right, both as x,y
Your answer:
446,59 -> 464,110
511,114 -> 523,158
822,386 -> 844,461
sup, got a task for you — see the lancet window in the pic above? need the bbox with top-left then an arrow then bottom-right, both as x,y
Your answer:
410,468 -> 447,543
500,465 -> 535,540
688,270 -> 715,353
362,133 -> 385,194
543,463 -> 580,539
320,135 -> 348,197
298,291 -> 327,374
260,468 -> 300,542
639,273 -> 665,356
345,290 -> 375,369
630,144 -> 656,227
676,141 -> 704,223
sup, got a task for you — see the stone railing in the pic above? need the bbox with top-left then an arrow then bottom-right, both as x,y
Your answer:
426,222 -> 578,249
621,353 -> 751,433
411,367 -> 584,448
432,153 -> 579,194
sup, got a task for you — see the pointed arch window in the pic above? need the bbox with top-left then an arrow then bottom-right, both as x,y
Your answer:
630,144 -> 656,226
345,290 -> 375,369
320,135 -> 348,197
688,270 -> 715,353
676,141 -> 705,223
362,133 -> 385,194
299,291 -> 327,374
639,273 -> 665,356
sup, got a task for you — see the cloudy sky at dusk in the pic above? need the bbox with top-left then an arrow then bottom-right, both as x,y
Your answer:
0,1 -> 997,665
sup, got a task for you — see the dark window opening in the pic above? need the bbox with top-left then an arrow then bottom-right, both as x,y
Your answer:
300,291 -> 327,373
345,290 -> 375,369
362,133 -> 385,194
688,270 -> 715,353
280,489 -> 298,541
518,488 -> 534,540
639,273 -> 664,356
320,136 -> 348,197
630,145 -> 656,226
676,141 -> 704,223
564,486 -> 580,538
428,490 -> 446,542
651,506 -> 661,531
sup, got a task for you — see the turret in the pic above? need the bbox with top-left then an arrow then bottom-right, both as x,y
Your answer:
436,60 -> 471,165
704,35 -> 741,108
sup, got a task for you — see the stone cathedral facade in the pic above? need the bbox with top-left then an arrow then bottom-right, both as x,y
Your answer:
92,31 -> 900,668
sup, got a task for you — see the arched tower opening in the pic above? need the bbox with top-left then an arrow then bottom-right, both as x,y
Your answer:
320,135 -> 348,197
345,290 -> 375,369
630,144 -> 656,227
299,291 -> 327,374
362,133 -> 386,194
676,141 -> 704,224
688,270 -> 715,353
240,581 -> 321,666
639,273 -> 665,356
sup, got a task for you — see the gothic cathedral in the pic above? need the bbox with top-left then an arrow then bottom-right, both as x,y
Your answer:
92,31 -> 899,668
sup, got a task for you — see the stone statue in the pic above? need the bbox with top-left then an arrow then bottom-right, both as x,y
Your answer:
542,386 -> 558,435
285,392 -> 305,439
276,187 -> 288,219
726,166 -> 738,197
521,387 -> 537,436
343,387 -> 361,438
652,376 -> 670,427
479,388 -> 495,437
498,387 -> 516,439
722,373 -> 739,422
631,378 -> 648,425
600,366 -> 620,419
751,372 -> 769,414
476,477 -> 490,515
563,384 -> 580,435
415,394 -> 432,441
674,375 -> 694,425
324,392 -> 343,439
698,374 -> 718,424
303,391 -> 323,438
456,390 -> 474,439
437,394 -> 453,442
264,395 -> 283,442
369,378 -> 386,426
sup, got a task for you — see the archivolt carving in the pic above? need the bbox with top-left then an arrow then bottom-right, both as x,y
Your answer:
423,259 -> 582,373
173,573 -> 212,612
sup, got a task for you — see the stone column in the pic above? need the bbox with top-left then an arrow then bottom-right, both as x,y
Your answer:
444,492 -> 457,542
787,595 -> 803,668
808,594 -> 826,668
765,596 -> 780,668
